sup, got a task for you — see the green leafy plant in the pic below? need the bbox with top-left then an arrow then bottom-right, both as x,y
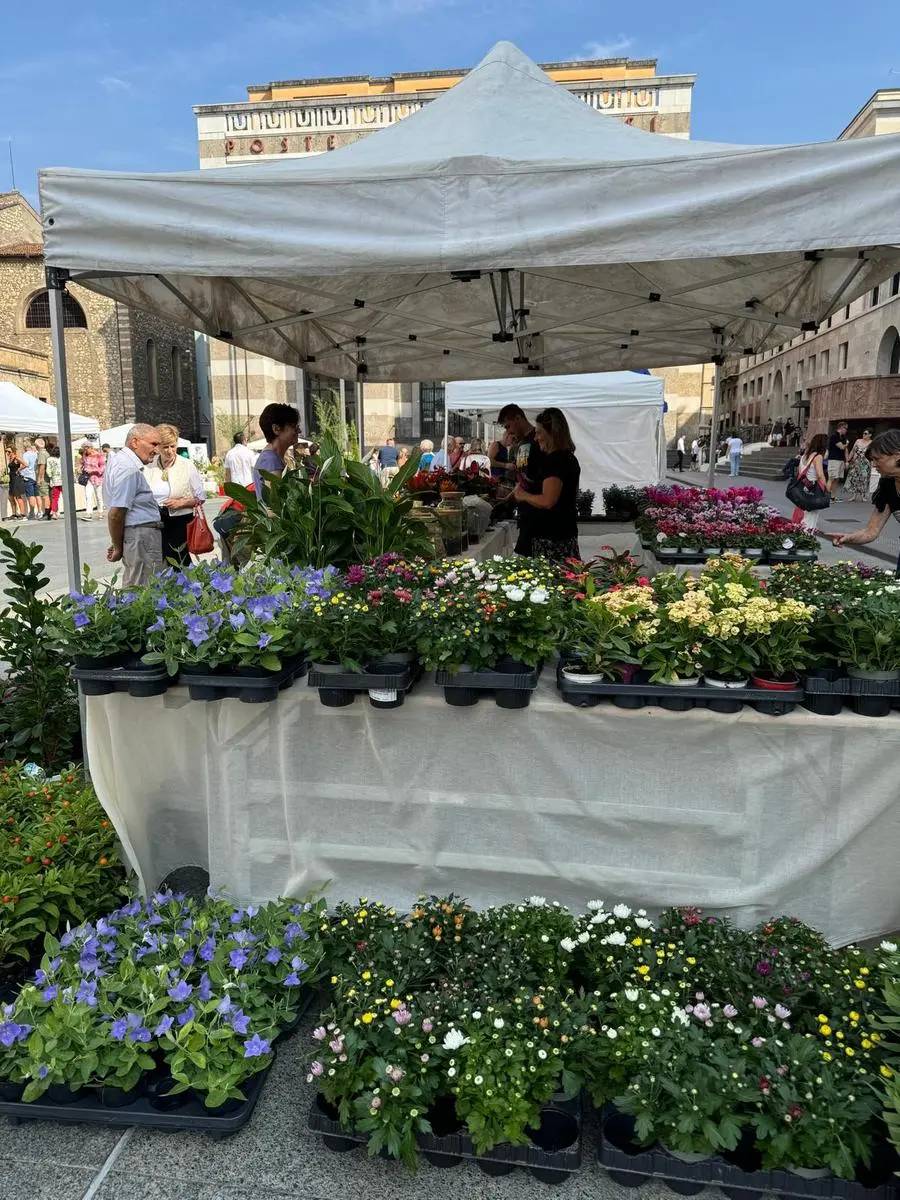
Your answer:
314,393 -> 359,461
45,570 -> 150,663
0,529 -> 80,769
225,433 -> 433,568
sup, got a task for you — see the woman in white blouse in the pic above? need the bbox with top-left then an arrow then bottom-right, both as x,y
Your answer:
144,424 -> 206,566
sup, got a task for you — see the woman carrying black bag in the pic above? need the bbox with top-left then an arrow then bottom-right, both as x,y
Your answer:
786,434 -> 829,530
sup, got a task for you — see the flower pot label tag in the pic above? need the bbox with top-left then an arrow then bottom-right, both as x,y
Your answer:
368,688 -> 398,703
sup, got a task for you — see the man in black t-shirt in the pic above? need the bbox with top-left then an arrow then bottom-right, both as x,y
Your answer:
498,403 -> 544,555
826,421 -> 849,498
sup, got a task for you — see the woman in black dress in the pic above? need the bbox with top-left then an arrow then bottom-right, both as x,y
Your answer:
827,429 -> 900,572
512,407 -> 581,563
6,447 -> 27,518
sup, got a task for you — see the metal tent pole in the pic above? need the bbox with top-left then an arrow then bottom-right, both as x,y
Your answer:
47,267 -> 82,591
356,380 -> 365,458
705,335 -> 727,489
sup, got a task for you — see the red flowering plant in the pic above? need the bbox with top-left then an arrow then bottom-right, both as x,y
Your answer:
638,484 -> 816,554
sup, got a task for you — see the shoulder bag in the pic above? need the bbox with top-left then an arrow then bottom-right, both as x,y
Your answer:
785,457 -> 830,511
186,503 -> 214,555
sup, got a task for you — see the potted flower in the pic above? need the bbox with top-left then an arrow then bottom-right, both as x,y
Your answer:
821,591 -> 900,714
744,597 -> 815,689
47,576 -> 149,670
563,585 -> 657,683
637,611 -> 703,685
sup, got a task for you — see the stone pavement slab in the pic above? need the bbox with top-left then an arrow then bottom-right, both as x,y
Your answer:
0,1115 -> 124,1169
0,1157 -> 95,1200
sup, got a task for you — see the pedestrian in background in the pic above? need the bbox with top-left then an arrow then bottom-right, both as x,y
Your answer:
675,434 -> 686,471
46,445 -> 63,519
725,432 -> 743,477
827,421 -> 849,498
34,438 -> 50,518
20,441 -> 39,518
690,438 -> 700,469
843,428 -> 873,501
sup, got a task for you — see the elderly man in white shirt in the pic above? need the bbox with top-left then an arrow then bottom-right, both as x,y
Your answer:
103,424 -> 163,587
223,432 -> 257,488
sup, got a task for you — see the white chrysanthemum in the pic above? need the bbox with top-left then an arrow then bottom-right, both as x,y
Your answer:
537,1049 -> 547,1059
671,1007 -> 690,1027
634,917 -> 653,929
586,900 -> 604,911
494,1018 -> 504,1029
560,937 -> 577,953
443,1029 -> 469,1051
474,1075 -> 484,1085
624,988 -> 639,1002
607,1028 -> 618,1039
529,588 -> 549,605
528,896 -> 546,907
881,941 -> 898,953
483,582 -> 498,593
577,931 -> 590,944
602,931 -> 627,946
613,904 -> 631,919
651,1027 -> 661,1037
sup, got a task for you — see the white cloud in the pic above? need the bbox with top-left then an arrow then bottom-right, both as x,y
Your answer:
99,76 -> 133,93
578,36 -> 633,60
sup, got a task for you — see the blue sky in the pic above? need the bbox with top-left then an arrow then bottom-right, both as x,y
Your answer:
2,0 -> 898,207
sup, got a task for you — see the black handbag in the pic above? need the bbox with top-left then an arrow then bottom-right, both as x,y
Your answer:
77,471 -> 90,486
785,459 -> 830,511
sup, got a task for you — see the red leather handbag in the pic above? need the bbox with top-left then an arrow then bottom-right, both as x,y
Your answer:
186,504 -> 214,555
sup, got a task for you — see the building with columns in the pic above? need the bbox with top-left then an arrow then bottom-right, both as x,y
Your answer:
718,89 -> 900,443
193,55 -> 698,452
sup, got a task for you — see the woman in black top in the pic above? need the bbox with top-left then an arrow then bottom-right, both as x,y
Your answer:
826,429 -> 900,572
512,407 -> 581,563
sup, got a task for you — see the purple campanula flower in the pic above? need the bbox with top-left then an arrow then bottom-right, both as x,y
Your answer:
76,980 -> 97,1007
154,1016 -> 174,1037
35,969 -> 48,987
199,937 -> 215,963
284,923 -> 301,944
243,1034 -> 271,1058
216,996 -> 233,1016
245,905 -> 259,918
60,931 -> 74,948
257,633 -> 272,649
229,949 -> 249,971
182,950 -> 196,968
37,1065 -> 49,1079
265,947 -> 282,965
283,972 -> 301,987
229,910 -> 244,925
156,596 -> 169,611
230,1009 -> 250,1035
109,1018 -> 128,1041
0,1023 -> 20,1047
147,616 -> 165,634
168,979 -> 192,1002
176,1005 -> 196,1027
229,612 -> 246,631
290,957 -> 308,973
198,973 -> 213,1002
73,611 -> 90,629
129,1026 -> 152,1043
210,571 -> 233,595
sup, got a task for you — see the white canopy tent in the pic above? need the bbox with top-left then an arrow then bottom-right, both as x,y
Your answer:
36,40 -> 900,585
445,372 -> 666,500
0,381 -> 98,436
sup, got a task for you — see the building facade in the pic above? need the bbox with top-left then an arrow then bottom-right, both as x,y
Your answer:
194,56 -> 697,452
718,89 -> 900,442
0,191 -> 199,437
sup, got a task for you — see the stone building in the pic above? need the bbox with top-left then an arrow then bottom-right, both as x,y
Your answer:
0,191 -> 199,438
718,89 -> 900,442
193,55 -> 699,452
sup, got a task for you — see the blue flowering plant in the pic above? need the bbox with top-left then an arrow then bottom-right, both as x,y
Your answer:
0,890 -> 325,1107
47,571 -> 149,664
142,561 -> 335,674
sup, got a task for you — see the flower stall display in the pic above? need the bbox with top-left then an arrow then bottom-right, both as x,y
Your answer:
0,891 -> 324,1111
294,893 -> 897,1182
637,485 -> 819,560
46,574 -> 152,670
0,766 -> 127,981
411,558 -> 566,672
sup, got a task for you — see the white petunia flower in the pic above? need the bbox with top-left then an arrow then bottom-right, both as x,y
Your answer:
613,904 -> 631,919
443,1029 -> 469,1051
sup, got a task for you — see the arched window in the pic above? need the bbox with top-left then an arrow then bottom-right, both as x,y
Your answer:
147,339 -> 159,397
877,327 -> 900,376
171,346 -> 183,399
25,289 -> 87,329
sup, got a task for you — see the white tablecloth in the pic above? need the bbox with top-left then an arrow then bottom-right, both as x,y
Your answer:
85,674 -> 900,946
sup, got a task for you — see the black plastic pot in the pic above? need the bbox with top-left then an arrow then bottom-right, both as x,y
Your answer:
666,1177 -> 706,1196
74,650 -> 130,671
658,695 -> 694,712
368,693 -> 404,710
495,690 -> 531,709
603,1109 -> 641,1156
101,1083 -> 142,1108
366,655 -> 414,675
495,656 -> 529,674
146,1072 -> 188,1112
803,693 -> 845,716
852,696 -> 893,718
527,1108 -> 578,1154
612,693 -> 645,710
318,688 -> 355,708
476,1158 -> 515,1177
47,1083 -> 87,1104
706,698 -> 743,715
0,1080 -> 23,1102
179,663 -> 216,676
426,1094 -> 462,1139
200,1094 -> 244,1117
77,679 -> 116,697
315,1093 -> 358,1153
444,687 -> 479,707
721,1127 -> 763,1174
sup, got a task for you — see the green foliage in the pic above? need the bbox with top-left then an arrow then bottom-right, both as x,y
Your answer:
314,393 -> 359,461
225,433 -> 433,568
0,528 -> 80,769
0,767 -> 127,974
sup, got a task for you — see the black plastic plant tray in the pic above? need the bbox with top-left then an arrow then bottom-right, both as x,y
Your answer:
598,1107 -> 899,1200
307,663 -> 420,710
177,655 -> 307,703
802,673 -> 851,717
435,664 -> 543,710
557,666 -> 803,717
309,1093 -> 583,1184
72,659 -> 171,699
0,1063 -> 269,1137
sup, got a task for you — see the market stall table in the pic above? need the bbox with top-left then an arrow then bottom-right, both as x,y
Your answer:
85,673 -> 900,946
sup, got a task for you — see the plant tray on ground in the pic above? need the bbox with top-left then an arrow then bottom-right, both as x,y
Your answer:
307,662 -> 421,709
177,655 -> 308,703
557,664 -> 803,716
598,1106 -> 899,1200
308,1092 -> 583,1184
435,664 -> 543,709
72,656 -> 171,699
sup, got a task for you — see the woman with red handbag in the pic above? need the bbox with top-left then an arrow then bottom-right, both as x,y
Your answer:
144,424 -> 208,565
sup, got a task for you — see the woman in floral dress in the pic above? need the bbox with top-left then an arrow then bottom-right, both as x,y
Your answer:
843,429 -> 873,501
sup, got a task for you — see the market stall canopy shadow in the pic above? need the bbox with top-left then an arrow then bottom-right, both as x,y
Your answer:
39,41 -> 900,383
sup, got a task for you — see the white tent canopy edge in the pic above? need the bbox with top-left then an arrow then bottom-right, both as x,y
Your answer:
445,371 -> 666,498
0,381 -> 99,436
